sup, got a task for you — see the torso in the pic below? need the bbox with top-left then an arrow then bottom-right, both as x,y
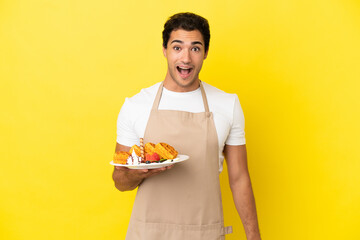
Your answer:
125,82 -> 232,240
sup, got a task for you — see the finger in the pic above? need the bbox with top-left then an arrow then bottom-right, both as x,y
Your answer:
114,166 -> 127,171
145,170 -> 165,178
143,168 -> 165,175
166,164 -> 174,170
126,168 -> 148,173
150,167 -> 166,173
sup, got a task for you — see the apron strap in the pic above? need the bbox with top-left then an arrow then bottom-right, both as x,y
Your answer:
152,81 -> 210,113
199,81 -> 210,113
152,82 -> 164,110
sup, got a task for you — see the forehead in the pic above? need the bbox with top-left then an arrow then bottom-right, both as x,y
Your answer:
168,29 -> 204,45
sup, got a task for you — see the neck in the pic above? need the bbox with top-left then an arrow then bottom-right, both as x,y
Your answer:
163,74 -> 200,92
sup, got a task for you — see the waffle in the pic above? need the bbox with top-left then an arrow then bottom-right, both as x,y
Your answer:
129,145 -> 141,156
145,142 -> 156,154
113,151 -> 130,164
155,142 -> 178,159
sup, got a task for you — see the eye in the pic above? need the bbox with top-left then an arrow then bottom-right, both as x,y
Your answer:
192,47 -> 200,52
173,46 -> 181,51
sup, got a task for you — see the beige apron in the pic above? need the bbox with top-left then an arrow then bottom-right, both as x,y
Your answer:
126,81 -> 232,240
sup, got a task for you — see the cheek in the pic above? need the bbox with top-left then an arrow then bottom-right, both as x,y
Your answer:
194,58 -> 204,67
167,54 -> 176,63
166,56 -> 174,65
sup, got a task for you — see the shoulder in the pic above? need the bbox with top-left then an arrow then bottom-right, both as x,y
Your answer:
117,82 -> 161,145
125,82 -> 161,107
119,82 -> 161,120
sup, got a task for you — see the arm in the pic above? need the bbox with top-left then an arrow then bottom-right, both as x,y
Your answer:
112,143 -> 172,192
223,144 -> 261,240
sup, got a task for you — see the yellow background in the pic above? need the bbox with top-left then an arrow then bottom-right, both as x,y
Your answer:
1,0 -> 359,239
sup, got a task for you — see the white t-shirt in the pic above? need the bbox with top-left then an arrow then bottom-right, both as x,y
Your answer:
116,82 -> 245,172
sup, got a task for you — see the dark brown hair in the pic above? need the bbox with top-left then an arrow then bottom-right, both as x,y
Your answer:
162,12 -> 210,53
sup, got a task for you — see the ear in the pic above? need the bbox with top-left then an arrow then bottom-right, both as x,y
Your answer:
204,50 -> 209,60
163,46 -> 167,58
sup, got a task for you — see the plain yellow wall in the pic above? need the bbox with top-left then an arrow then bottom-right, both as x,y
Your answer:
1,0 -> 359,239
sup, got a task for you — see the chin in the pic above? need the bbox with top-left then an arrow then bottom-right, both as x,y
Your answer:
176,79 -> 197,88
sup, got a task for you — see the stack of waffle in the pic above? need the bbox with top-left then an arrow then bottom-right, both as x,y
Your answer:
113,140 -> 178,165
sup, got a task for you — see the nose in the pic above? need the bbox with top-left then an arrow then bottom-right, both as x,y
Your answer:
181,49 -> 191,64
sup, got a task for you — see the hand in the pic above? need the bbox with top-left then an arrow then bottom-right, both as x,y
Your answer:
114,164 -> 174,180
113,164 -> 174,191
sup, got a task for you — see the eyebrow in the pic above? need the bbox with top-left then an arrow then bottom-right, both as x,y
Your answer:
170,40 -> 203,46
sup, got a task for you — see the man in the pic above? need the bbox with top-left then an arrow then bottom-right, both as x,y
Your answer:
112,12 -> 261,240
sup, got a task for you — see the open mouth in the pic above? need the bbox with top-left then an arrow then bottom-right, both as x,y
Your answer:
176,66 -> 193,79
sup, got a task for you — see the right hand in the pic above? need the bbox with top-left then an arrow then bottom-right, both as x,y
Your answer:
113,164 -> 174,191
114,164 -> 174,180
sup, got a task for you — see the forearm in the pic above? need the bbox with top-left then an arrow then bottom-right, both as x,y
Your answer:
231,175 -> 261,240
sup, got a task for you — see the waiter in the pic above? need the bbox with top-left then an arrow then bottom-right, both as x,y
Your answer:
112,12 -> 261,240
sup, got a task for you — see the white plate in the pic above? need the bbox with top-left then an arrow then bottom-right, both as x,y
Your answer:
110,154 -> 189,169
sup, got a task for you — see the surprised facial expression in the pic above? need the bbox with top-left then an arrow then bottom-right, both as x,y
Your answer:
163,29 -> 208,92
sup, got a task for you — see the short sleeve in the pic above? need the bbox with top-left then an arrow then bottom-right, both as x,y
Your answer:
116,98 -> 139,147
225,95 -> 246,145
